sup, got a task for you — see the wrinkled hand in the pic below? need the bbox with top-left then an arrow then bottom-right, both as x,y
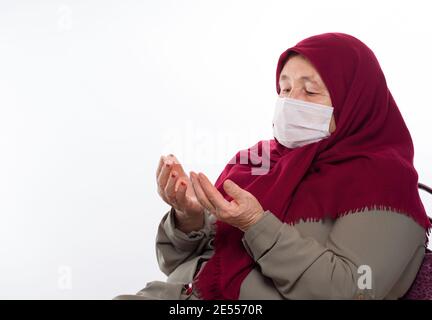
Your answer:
156,154 -> 204,220
190,171 -> 264,232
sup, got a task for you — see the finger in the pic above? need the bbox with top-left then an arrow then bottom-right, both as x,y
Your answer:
222,179 -> 245,202
197,172 -> 231,211
190,171 -> 216,212
172,162 -> 187,178
166,154 -> 187,178
165,153 -> 178,162
164,170 -> 179,204
157,159 -> 173,190
175,178 -> 188,207
156,155 -> 166,179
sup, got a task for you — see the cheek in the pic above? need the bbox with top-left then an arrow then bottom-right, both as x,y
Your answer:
306,95 -> 327,105
323,94 -> 333,107
329,115 -> 336,133
310,95 -> 332,107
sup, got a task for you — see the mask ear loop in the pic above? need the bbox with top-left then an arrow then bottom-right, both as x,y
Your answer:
318,93 -> 340,153
315,120 -> 337,155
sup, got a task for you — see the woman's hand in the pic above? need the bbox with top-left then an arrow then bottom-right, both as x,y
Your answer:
156,154 -> 204,232
190,171 -> 264,232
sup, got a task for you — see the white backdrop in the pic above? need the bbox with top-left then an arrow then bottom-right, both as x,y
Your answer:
1,0 -> 431,299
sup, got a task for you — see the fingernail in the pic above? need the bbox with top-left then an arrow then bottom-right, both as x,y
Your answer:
171,172 -> 177,178
180,181 -> 186,186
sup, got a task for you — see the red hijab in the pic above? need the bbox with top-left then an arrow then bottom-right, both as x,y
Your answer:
193,32 -> 432,300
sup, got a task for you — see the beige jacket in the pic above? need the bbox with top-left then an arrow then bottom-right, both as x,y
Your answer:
154,207 -> 427,300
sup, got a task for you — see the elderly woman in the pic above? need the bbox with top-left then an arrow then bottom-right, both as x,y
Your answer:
114,32 -> 431,300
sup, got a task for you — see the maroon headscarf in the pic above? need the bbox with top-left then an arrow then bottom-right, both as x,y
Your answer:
194,32 -> 432,300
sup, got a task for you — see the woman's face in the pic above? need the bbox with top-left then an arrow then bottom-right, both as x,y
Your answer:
279,54 -> 336,133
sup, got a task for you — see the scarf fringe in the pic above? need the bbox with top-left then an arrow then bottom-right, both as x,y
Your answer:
194,204 -> 432,300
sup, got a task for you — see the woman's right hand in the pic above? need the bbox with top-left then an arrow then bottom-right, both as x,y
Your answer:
156,154 -> 204,232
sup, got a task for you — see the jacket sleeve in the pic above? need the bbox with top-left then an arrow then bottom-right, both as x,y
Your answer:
155,207 -> 216,276
241,209 -> 427,299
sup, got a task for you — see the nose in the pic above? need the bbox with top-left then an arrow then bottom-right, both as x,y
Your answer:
287,88 -> 302,100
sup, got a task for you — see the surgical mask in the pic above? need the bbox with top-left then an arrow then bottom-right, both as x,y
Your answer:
272,97 -> 334,149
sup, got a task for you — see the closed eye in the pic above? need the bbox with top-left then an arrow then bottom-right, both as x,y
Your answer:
306,91 -> 317,95
282,88 -> 317,95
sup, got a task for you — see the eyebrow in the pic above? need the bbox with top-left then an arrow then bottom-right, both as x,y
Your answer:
280,74 -> 321,86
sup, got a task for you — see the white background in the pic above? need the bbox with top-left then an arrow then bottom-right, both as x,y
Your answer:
1,0 -> 431,299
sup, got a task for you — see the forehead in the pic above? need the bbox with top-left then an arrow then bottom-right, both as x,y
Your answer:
279,55 -> 323,84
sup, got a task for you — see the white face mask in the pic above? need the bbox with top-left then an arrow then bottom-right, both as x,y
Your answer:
272,97 -> 334,149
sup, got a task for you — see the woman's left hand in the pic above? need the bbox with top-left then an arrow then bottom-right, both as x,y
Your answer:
190,171 -> 264,232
